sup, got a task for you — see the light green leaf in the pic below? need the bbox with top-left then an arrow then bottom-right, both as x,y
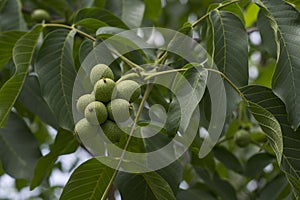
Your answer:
257,0 -> 300,129
0,112 -> 41,179
0,25 -> 43,127
0,0 -> 26,31
60,158 -> 115,200
144,0 -> 162,21
31,129 -> 78,189
241,85 -> 300,198
35,29 -> 77,131
74,8 -> 128,29
116,171 -> 176,200
0,31 -> 25,70
121,0 -> 145,28
244,3 -> 260,28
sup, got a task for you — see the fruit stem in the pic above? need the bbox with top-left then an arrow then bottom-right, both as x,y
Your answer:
143,68 -> 188,81
191,0 -> 241,28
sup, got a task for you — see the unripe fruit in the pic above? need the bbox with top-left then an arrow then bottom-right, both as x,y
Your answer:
85,101 -> 108,125
94,78 -> 116,103
101,120 -> 124,143
74,118 -> 98,138
76,94 -> 95,114
234,129 -> 251,148
31,9 -> 51,22
107,99 -> 132,122
90,64 -> 114,85
115,80 -> 141,102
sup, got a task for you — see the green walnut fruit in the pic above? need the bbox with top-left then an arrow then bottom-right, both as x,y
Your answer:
94,78 -> 116,103
101,120 -> 124,143
74,118 -> 99,138
76,94 -> 95,114
115,80 -> 141,102
107,99 -> 132,122
31,9 -> 51,22
234,129 -> 251,148
85,101 -> 108,125
90,64 -> 114,85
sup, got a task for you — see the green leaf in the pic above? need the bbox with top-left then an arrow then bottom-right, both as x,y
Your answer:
0,25 -> 43,128
258,174 -> 289,200
35,29 -> 77,131
0,0 -> 26,31
74,8 -> 128,29
208,10 -> 248,115
30,129 -> 78,189
0,31 -> 25,70
116,171 -> 176,200
209,10 -> 248,86
144,0 -> 162,21
166,66 -> 207,136
75,18 -> 108,33
244,3 -> 260,28
18,75 -> 58,128
176,189 -> 217,200
0,112 -> 41,179
195,167 -> 237,200
257,0 -> 300,129
241,85 -> 300,198
213,146 -> 243,174
60,158 -> 115,200
244,153 -> 275,178
246,101 -> 283,163
121,0 -> 145,28
257,10 -> 277,58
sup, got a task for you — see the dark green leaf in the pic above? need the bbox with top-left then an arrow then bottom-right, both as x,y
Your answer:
257,0 -> 300,129
144,0 -> 162,21
0,112 -> 41,179
244,153 -> 275,178
116,171 -> 176,200
258,174 -> 289,200
257,10 -> 277,58
195,167 -> 237,200
60,158 -> 115,200
176,189 -> 217,200
0,0 -> 26,31
246,101 -> 283,163
208,10 -> 248,115
75,18 -> 107,33
241,85 -> 300,198
18,75 -> 58,128
213,146 -> 243,174
0,25 -> 43,127
31,129 -> 78,189
35,29 -> 77,131
0,31 -> 25,70
74,8 -> 128,29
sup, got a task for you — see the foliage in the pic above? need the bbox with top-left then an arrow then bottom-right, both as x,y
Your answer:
0,0 -> 300,199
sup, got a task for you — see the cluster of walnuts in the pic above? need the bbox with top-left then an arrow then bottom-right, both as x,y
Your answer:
75,64 -> 141,144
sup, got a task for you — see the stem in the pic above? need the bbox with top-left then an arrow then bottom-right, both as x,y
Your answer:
191,0 -> 241,28
143,68 -> 188,81
216,136 -> 234,145
109,48 -> 144,71
43,23 -> 96,41
102,84 -> 153,200
206,68 -> 248,103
